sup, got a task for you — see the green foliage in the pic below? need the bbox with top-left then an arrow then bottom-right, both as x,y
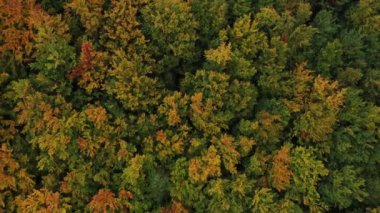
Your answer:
142,0 -> 199,74
229,0 -> 252,19
104,50 -> 162,111
30,34 -> 75,81
332,89 -> 379,165
181,69 -> 257,135
289,147 -> 329,210
191,0 -> 228,48
252,188 -> 278,213
321,166 -> 368,209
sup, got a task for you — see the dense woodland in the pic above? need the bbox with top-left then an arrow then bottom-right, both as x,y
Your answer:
0,0 -> 379,212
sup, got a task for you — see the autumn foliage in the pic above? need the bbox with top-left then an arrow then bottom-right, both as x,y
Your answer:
0,0 -> 379,212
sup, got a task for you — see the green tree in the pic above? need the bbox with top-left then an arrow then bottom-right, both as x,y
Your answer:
141,0 -> 199,79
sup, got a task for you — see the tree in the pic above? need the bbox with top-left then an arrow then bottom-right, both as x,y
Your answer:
16,189 -> 68,212
141,0 -> 199,77
287,147 -> 329,211
66,0 -> 104,36
87,189 -> 120,213
283,64 -> 346,146
191,0 -> 228,48
270,146 -> 292,192
321,166 -> 368,209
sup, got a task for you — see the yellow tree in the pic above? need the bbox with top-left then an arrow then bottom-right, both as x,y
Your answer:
284,64 -> 346,146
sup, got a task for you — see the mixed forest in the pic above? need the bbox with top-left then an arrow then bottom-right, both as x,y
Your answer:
0,0 -> 379,212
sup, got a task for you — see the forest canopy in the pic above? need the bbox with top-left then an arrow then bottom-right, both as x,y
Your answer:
0,0 -> 379,212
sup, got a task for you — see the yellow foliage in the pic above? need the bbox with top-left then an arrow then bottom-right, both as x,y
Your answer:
155,128 -> 187,160
252,111 -> 283,143
0,118 -> 16,143
231,174 -> 251,197
189,91 -> 223,134
105,50 -> 161,111
101,0 -> 150,54
66,0 -> 104,34
283,63 -> 347,143
211,135 -> 240,174
205,42 -> 232,66
16,189 -> 64,212
161,92 -> 187,126
237,136 -> 256,157
17,169 -> 35,193
189,146 -> 221,183
284,63 -> 313,113
123,155 -> 145,186
313,76 -> 346,110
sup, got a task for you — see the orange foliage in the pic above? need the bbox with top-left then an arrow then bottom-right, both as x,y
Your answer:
66,42 -> 107,93
16,189 -> 62,212
118,190 -> 134,200
0,144 -> 35,208
161,201 -> 188,213
66,42 -> 106,93
271,146 -> 292,191
85,105 -> 108,129
0,0 -> 66,62
77,138 -> 87,152
0,0 -> 34,61
156,130 -> 167,142
0,145 -> 19,192
252,111 -> 283,142
190,93 -> 204,114
87,189 -> 120,213
66,42 -> 95,80
76,137 -> 99,158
